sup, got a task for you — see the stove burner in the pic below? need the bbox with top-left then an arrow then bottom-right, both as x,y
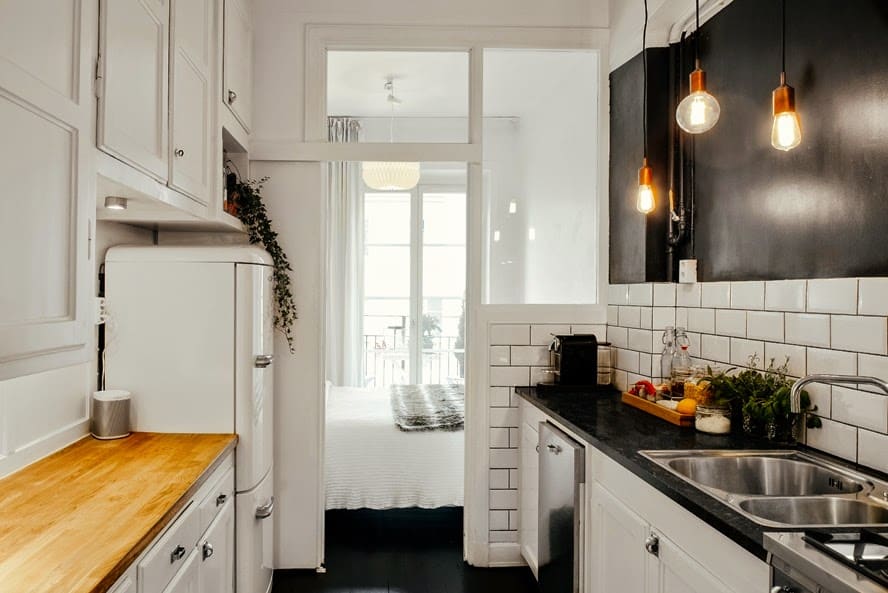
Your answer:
803,529 -> 888,588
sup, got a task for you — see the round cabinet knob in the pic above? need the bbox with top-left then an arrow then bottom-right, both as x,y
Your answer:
174,148 -> 185,158
644,534 -> 659,556
202,542 -> 214,560
771,587 -> 793,593
228,90 -> 237,104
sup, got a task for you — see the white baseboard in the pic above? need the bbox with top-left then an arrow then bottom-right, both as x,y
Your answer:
488,543 -> 525,567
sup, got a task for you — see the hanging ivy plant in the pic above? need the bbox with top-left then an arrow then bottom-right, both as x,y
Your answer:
229,175 -> 298,353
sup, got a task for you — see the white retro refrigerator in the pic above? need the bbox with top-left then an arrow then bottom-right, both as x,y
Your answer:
105,246 -> 275,593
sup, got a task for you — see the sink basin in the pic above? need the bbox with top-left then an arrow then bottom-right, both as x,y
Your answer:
666,456 -> 863,496
739,497 -> 888,525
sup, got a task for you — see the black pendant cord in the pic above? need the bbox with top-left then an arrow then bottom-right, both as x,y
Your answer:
695,0 -> 700,63
642,0 -> 649,160
781,0 -> 787,76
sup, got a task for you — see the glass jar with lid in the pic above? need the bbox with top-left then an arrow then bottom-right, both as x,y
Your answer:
695,405 -> 731,434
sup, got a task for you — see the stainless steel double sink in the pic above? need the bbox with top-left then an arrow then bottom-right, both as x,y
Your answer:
640,450 -> 888,527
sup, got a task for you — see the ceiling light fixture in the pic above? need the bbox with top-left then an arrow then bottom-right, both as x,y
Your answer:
636,0 -> 655,215
362,80 -> 420,191
675,0 -> 720,134
104,196 -> 128,210
771,0 -> 801,151
508,200 -> 517,214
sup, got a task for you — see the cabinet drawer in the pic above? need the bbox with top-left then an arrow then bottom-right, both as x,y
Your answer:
138,502 -> 200,593
198,466 -> 234,536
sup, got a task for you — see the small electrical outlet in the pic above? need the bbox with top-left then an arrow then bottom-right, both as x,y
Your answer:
95,296 -> 108,325
679,259 -> 698,284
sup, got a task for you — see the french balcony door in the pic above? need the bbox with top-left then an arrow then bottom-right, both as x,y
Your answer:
362,185 -> 466,387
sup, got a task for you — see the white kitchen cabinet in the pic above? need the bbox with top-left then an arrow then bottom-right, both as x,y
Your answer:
170,0 -> 213,203
0,0 -> 94,380
518,399 -> 546,579
655,534 -> 733,593
223,0 -> 252,132
162,550 -> 200,593
98,0 -> 170,182
198,498 -> 235,593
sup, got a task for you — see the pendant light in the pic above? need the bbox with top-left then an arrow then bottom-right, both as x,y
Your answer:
636,0 -> 655,214
771,0 -> 801,151
675,0 -> 720,134
362,80 -> 421,191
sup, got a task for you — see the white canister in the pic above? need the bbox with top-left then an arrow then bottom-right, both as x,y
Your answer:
90,390 -> 132,440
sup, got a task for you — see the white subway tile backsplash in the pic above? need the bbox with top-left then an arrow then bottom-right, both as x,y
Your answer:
807,347 -> 857,376
614,370 -> 629,392
858,279 -> 888,316
530,366 -> 551,385
808,386 -> 831,418
489,510 -> 509,530
687,308 -> 715,334
489,387 -> 511,407
490,366 -> 530,387
616,349 -> 640,374
509,469 -> 518,488
652,307 -> 676,330
806,418 -> 857,462
676,283 -> 701,307
807,278 -> 858,314
765,280 -> 807,312
858,354 -> 888,383
639,353 -> 652,376
490,489 -> 518,510
686,332 -> 701,357
490,427 -> 510,448
715,309 -> 747,337
627,329 -> 654,353
607,306 -> 619,326
571,324 -> 607,339
490,346 -> 511,366
629,283 -> 653,306
831,386 -> 888,433
764,342 -> 807,377
490,530 -> 518,543
830,315 -> 888,355
640,308 -> 653,330
607,326 -> 628,349
785,313 -> 831,347
701,282 -> 731,309
491,324 -> 530,345
509,510 -> 519,530
746,311 -> 785,342
510,346 -> 549,366
654,283 -> 676,307
701,334 -> 731,363
618,306 -> 641,328
730,338 -> 764,367
531,324 -> 570,345
490,469 -> 510,489
489,448 -> 518,469
608,284 -> 630,306
731,281 -> 765,310
675,307 -> 689,328
858,430 -> 888,474
510,428 -> 519,448
489,407 -> 519,428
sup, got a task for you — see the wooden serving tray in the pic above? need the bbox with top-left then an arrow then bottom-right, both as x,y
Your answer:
622,392 -> 695,427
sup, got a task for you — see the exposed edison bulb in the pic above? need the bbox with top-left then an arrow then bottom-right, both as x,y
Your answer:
771,75 -> 801,151
636,159 -> 655,214
676,63 -> 720,134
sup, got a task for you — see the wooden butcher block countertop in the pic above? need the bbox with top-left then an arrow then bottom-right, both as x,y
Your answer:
0,432 -> 237,593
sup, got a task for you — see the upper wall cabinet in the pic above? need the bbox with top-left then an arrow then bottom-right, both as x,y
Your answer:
0,0 -> 95,379
223,0 -> 252,133
98,0 -> 170,183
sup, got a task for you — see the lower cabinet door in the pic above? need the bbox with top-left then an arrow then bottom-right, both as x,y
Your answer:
655,534 -> 733,593
198,499 -> 235,593
163,549 -> 199,593
518,420 -> 539,578
588,483 -> 656,593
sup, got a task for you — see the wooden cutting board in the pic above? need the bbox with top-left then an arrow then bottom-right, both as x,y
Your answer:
0,432 -> 236,593
622,391 -> 695,427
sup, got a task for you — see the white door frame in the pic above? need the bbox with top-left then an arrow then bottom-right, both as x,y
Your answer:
262,23 -> 610,569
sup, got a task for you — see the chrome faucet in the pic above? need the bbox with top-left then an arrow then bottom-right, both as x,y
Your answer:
790,374 -> 888,414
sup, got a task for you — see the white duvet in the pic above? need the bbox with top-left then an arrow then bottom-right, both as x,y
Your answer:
325,384 -> 465,510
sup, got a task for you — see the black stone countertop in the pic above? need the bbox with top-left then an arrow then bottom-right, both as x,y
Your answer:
516,386 -> 796,561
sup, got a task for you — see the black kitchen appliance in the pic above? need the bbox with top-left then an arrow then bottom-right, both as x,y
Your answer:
549,334 -> 598,385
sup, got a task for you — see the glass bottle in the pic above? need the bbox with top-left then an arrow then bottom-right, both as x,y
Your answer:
660,327 -> 676,387
671,327 -> 693,398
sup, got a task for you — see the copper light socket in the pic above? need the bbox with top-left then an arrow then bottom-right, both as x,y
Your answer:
772,78 -> 796,115
689,68 -> 707,93
638,159 -> 653,186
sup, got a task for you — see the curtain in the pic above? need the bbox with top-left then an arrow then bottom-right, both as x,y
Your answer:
325,117 -> 365,387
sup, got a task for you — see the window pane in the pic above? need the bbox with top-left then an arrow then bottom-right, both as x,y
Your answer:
364,246 -> 410,297
327,51 -> 469,143
482,49 -> 600,304
423,192 -> 466,245
365,192 -> 410,245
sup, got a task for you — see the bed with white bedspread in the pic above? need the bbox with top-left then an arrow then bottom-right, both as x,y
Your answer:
325,384 -> 465,510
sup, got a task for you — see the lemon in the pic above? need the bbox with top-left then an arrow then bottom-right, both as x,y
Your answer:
676,398 -> 697,415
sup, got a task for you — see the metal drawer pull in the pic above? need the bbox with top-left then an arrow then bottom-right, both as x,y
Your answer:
174,148 -> 184,157
644,534 -> 659,556
546,444 -> 562,454
170,545 -> 186,563
228,89 -> 237,104
254,354 -> 274,368
255,496 -> 275,519
216,493 -> 228,506
202,542 -> 214,560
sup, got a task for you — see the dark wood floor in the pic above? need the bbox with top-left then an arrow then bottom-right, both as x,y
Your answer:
272,508 -> 539,593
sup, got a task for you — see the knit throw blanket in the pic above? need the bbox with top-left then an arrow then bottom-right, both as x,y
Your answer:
390,384 -> 465,432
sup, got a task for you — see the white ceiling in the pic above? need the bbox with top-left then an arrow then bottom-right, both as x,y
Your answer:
326,49 -> 598,119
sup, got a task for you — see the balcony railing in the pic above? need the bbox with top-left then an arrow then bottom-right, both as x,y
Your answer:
362,334 -> 464,387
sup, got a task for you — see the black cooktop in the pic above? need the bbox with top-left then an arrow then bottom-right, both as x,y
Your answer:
803,530 -> 888,588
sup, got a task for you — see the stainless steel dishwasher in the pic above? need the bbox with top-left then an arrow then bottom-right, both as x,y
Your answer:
538,421 -> 586,593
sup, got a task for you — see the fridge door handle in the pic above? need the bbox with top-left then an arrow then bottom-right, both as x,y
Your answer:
254,354 -> 274,368
255,496 -> 275,519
